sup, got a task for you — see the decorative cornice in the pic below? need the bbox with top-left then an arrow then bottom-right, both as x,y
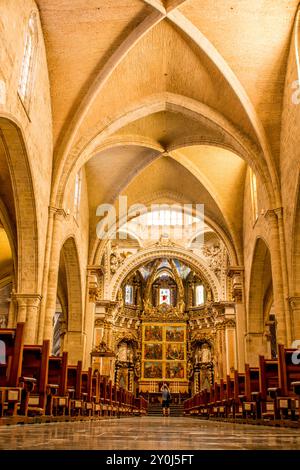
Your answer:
87,265 -> 104,275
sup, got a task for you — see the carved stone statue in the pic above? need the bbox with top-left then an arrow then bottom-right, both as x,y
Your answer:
201,343 -> 212,363
110,246 -> 132,274
117,342 -> 127,362
127,347 -> 133,363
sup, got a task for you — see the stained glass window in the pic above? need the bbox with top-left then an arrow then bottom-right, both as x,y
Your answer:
196,285 -> 204,306
159,288 -> 170,305
125,285 -> 133,304
18,13 -> 37,104
250,168 -> 259,222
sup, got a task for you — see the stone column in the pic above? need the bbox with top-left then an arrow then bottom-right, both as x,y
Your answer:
42,208 -> 66,345
224,319 -> 237,376
83,266 -> 103,368
290,297 -> 300,340
265,210 -> 289,345
215,322 -> 226,380
227,267 -> 246,372
13,293 -> 42,343
275,208 -> 293,343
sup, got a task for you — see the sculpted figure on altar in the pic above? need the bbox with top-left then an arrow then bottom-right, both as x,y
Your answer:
201,342 -> 212,363
194,342 -> 212,364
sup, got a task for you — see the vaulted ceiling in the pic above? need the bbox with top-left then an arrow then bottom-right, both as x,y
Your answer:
36,0 -> 299,263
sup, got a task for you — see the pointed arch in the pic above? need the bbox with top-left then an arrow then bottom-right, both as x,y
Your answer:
246,238 -> 273,364
0,116 -> 39,293
60,236 -> 83,333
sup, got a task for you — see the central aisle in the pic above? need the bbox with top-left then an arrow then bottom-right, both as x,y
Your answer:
0,417 -> 300,450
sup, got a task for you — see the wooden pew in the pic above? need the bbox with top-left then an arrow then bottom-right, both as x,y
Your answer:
211,382 -> 221,417
0,323 -> 24,417
199,388 -> 210,417
233,371 -> 246,418
225,375 -> 235,418
19,340 -> 50,416
91,371 -> 101,416
100,376 -> 110,416
67,361 -> 83,416
81,367 -> 93,416
134,395 -> 148,415
243,364 -> 260,419
258,355 -> 280,420
276,344 -> 300,421
46,352 -> 68,416
219,379 -> 227,417
112,383 -> 119,416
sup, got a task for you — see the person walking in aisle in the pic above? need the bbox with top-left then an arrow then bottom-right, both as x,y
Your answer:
161,383 -> 171,416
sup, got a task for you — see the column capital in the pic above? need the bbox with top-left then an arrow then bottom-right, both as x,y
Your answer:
12,293 -> 42,308
264,207 -> 284,222
227,266 -> 244,303
48,205 -> 70,220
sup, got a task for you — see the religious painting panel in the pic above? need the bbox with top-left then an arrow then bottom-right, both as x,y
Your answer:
166,343 -> 185,360
144,361 -> 163,378
144,343 -> 163,360
144,325 -> 163,342
165,361 -> 185,379
166,326 -> 185,342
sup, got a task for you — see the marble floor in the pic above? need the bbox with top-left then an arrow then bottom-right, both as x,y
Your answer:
0,417 -> 300,450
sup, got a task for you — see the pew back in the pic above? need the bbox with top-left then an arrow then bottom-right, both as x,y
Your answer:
0,323 -> 24,387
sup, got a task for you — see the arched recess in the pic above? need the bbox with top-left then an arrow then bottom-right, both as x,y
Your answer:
246,238 -> 274,365
0,200 -> 16,327
58,237 -> 84,364
0,116 -> 39,294
108,246 -> 222,302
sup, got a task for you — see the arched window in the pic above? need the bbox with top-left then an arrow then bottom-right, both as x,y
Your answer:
196,285 -> 204,306
18,13 -> 38,105
125,285 -> 133,304
159,288 -> 171,305
250,168 -> 259,222
74,169 -> 82,220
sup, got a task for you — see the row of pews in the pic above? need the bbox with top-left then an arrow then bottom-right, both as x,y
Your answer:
0,323 -> 147,423
184,345 -> 300,426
